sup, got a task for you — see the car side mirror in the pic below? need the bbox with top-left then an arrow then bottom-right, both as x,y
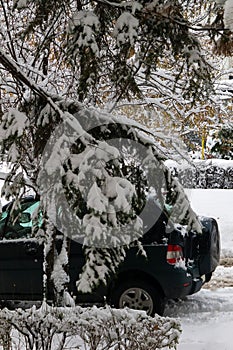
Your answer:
19,212 -> 31,224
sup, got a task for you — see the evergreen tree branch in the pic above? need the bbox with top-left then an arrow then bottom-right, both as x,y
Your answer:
0,49 -> 62,117
0,0 -> 17,62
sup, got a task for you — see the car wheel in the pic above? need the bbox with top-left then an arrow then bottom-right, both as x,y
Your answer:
199,219 -> 220,276
111,280 -> 165,316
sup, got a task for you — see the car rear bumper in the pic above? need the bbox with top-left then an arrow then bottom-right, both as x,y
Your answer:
189,277 -> 203,295
162,265 -> 203,299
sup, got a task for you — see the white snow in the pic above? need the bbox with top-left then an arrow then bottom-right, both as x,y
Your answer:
186,188 -> 233,257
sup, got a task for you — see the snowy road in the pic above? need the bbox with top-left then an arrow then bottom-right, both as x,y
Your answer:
164,275 -> 233,350
164,189 -> 233,350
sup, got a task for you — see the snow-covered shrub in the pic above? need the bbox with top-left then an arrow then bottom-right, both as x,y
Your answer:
194,161 -> 233,188
0,303 -> 181,350
166,159 -> 233,189
0,318 -> 11,350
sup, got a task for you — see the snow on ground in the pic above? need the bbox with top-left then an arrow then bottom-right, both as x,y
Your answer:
165,286 -> 233,350
164,189 -> 233,350
186,189 -> 233,258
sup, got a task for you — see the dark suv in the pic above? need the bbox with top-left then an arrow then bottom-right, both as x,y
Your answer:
0,196 -> 220,316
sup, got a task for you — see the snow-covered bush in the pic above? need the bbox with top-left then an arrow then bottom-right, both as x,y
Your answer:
0,303 -> 181,350
0,318 -> 11,350
165,159 -> 233,189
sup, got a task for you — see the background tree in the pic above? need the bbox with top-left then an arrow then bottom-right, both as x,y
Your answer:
208,122 -> 233,159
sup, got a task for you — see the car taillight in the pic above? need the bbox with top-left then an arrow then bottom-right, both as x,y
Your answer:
167,244 -> 184,265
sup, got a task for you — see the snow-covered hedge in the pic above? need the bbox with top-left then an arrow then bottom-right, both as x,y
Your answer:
165,159 -> 233,189
0,303 -> 181,350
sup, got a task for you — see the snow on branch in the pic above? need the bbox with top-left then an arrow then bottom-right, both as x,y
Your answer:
113,12 -> 139,46
0,108 -> 29,139
68,10 -> 100,56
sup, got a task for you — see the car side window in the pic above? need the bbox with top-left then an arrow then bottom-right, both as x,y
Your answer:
1,200 -> 40,240
19,201 -> 40,228
0,207 -> 9,237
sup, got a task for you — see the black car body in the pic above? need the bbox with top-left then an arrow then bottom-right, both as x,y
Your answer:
0,196 -> 220,316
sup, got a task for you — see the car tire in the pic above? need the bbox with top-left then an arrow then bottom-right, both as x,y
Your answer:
111,279 -> 165,316
199,219 -> 220,276
209,221 -> 220,267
